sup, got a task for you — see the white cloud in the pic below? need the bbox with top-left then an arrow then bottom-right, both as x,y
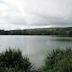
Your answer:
0,0 -> 72,30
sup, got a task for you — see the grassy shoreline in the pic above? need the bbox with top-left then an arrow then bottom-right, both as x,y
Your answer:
0,48 -> 72,72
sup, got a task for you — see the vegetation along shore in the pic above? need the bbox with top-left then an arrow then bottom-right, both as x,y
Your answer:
0,48 -> 72,72
0,27 -> 72,36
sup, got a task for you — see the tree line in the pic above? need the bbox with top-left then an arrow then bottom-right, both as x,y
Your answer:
0,27 -> 72,36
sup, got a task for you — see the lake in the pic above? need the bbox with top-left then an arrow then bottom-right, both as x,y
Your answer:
0,35 -> 72,67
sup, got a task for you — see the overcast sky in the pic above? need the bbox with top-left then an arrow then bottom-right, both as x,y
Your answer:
0,0 -> 72,30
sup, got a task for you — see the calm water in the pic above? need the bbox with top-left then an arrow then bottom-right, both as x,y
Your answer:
0,35 -> 72,67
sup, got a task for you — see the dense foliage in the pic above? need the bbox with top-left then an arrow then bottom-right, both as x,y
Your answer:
0,27 -> 72,36
0,49 -> 37,72
0,48 -> 72,72
42,48 -> 72,72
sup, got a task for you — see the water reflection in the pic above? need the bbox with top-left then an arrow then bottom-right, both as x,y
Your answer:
0,35 -> 72,67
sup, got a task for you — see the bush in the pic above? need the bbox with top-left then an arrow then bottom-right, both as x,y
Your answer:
42,48 -> 72,72
1,48 -> 72,72
0,49 -> 33,72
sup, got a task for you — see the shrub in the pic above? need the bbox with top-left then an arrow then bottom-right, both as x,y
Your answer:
42,48 -> 72,72
0,49 -> 33,72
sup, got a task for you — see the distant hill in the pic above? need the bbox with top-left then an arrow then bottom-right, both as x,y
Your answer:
0,27 -> 72,36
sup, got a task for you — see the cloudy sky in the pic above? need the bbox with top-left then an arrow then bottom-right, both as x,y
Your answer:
0,0 -> 72,30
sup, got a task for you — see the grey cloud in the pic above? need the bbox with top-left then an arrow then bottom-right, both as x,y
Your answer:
0,0 -> 72,30
29,15 -> 72,26
0,0 -> 5,3
8,17 -> 26,25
